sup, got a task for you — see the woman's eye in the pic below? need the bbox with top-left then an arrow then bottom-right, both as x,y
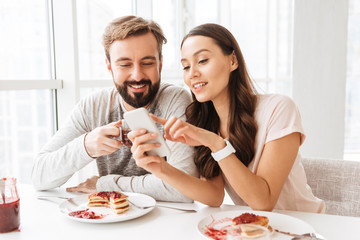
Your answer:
183,66 -> 190,71
199,59 -> 208,64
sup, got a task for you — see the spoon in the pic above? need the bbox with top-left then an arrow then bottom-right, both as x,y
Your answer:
0,178 -> 6,204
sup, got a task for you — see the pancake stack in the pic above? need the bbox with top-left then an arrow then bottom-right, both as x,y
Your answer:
232,212 -> 273,238
232,212 -> 269,228
88,191 -> 129,214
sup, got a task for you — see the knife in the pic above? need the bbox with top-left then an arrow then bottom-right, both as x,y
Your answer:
37,196 -> 79,207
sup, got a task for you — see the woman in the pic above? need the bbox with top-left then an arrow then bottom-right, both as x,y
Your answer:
129,23 -> 325,212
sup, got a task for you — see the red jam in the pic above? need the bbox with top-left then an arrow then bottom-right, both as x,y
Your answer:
232,213 -> 259,225
68,209 -> 104,219
93,191 -> 124,200
120,127 -> 132,147
0,199 -> 20,233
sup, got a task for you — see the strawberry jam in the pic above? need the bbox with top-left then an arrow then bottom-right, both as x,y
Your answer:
0,177 -> 20,233
93,191 -> 124,200
120,127 -> 132,147
0,199 -> 20,233
68,209 -> 104,219
232,213 -> 258,225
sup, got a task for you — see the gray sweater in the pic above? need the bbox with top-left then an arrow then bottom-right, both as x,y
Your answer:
31,83 -> 198,202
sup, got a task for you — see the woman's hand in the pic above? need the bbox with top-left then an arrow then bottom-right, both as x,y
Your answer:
150,114 -> 219,148
127,129 -> 168,177
66,176 -> 99,193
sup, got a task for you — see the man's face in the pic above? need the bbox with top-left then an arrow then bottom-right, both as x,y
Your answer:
106,32 -> 162,110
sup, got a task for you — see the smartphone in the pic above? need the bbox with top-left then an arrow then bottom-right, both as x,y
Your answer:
123,108 -> 171,157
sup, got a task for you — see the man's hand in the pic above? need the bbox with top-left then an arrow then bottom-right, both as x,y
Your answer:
66,176 -> 100,193
85,120 -> 123,158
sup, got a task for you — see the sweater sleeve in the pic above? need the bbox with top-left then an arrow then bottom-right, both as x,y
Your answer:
31,101 -> 94,190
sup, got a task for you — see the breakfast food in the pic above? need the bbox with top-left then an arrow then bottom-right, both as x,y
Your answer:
232,212 -> 269,228
204,212 -> 272,240
233,212 -> 273,235
88,191 -> 129,214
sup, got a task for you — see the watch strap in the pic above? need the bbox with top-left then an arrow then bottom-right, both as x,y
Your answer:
211,139 -> 236,162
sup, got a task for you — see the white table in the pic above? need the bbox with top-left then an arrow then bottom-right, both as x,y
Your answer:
2,184 -> 360,240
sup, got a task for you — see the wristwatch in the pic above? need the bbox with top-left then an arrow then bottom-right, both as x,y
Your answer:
211,139 -> 236,162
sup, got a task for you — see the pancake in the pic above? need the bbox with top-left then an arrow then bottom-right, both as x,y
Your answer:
88,191 -> 129,214
232,213 -> 269,227
232,212 -> 273,238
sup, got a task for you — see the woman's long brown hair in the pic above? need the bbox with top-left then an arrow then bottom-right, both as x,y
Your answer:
181,24 -> 258,179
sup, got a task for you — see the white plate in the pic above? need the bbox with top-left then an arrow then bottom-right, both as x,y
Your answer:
59,192 -> 155,223
197,210 -> 315,240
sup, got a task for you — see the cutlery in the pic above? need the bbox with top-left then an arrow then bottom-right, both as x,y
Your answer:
126,199 -> 153,209
275,229 -> 325,240
38,196 -> 197,212
157,205 -> 197,213
37,195 -> 69,199
37,196 -> 79,206
0,179 -> 5,203
127,199 -> 197,213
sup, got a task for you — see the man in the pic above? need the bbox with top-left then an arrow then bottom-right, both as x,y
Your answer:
31,16 -> 198,202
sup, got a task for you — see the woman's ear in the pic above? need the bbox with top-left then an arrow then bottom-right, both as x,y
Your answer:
230,51 -> 238,72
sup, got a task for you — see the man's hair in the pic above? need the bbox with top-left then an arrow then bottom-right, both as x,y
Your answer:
102,15 -> 167,61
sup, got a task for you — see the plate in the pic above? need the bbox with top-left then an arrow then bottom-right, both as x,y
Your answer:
59,192 -> 155,223
197,210 -> 315,240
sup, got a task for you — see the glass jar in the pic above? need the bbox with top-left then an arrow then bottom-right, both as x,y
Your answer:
119,120 -> 132,147
0,177 -> 20,233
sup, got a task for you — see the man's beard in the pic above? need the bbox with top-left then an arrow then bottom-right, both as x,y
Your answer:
116,79 -> 160,108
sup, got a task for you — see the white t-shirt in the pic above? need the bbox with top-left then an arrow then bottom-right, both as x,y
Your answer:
224,94 -> 325,213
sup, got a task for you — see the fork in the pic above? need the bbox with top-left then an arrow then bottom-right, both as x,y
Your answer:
275,229 -> 325,240
126,199 -> 153,209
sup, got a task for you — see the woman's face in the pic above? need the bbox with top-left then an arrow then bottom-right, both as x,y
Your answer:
181,36 -> 238,104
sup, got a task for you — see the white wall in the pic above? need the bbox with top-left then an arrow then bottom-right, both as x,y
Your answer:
292,0 -> 349,159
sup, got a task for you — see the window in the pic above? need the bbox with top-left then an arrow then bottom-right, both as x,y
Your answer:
152,0 -> 180,74
0,0 -> 55,183
228,0 -> 294,95
76,0 -> 133,81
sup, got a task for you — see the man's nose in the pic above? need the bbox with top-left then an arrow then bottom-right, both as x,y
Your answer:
130,65 -> 145,81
